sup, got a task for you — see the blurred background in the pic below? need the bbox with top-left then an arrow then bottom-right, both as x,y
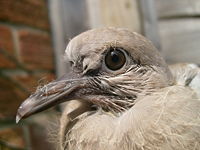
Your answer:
0,0 -> 199,149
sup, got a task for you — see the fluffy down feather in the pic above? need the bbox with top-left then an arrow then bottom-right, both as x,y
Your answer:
59,64 -> 200,150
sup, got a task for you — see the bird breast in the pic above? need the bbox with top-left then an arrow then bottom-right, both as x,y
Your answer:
59,63 -> 200,150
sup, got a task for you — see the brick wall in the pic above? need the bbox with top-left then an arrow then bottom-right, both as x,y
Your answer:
0,0 -> 56,149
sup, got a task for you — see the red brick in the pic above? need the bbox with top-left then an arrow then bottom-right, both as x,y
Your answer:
34,72 -> 55,88
0,0 -> 50,30
0,72 -> 55,119
0,25 -> 14,52
19,30 -> 54,70
0,25 -> 16,68
0,77 -> 28,119
14,72 -> 55,92
0,127 -> 25,149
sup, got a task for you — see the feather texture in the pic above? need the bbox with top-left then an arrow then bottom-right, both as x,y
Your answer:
59,64 -> 200,150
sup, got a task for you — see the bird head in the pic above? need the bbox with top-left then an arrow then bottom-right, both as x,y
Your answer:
16,27 -> 173,122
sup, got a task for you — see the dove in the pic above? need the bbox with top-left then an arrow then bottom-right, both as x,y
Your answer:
16,27 -> 200,150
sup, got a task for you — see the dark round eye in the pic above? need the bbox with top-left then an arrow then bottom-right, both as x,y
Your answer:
105,48 -> 126,71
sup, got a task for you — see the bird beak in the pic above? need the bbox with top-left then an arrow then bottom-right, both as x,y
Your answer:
16,72 -> 87,123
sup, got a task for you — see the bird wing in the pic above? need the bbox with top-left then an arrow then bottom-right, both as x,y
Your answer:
169,63 -> 200,96
59,63 -> 200,150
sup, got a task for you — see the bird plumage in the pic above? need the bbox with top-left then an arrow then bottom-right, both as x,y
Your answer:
64,28 -> 174,112
60,63 -> 200,150
16,27 -> 200,150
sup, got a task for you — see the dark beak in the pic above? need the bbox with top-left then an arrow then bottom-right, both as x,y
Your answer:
16,72 -> 87,123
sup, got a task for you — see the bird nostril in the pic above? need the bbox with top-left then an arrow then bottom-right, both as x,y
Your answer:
69,61 -> 74,67
83,64 -> 88,71
85,69 -> 99,76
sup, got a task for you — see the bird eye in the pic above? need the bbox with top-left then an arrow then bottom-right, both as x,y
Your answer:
105,48 -> 126,71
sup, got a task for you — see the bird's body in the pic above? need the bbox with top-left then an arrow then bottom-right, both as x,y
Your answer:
16,28 -> 200,150
60,63 -> 200,150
